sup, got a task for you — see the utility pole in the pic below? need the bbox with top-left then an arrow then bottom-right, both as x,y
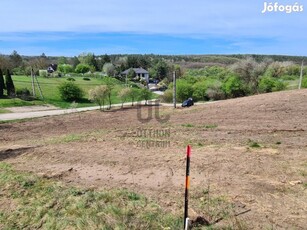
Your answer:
31,67 -> 44,100
299,60 -> 304,89
173,71 -> 176,108
31,68 -> 36,97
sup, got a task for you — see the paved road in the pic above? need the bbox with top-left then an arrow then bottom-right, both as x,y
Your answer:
0,100 -> 213,122
0,100 -> 167,121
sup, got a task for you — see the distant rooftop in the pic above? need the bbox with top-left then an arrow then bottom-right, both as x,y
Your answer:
122,68 -> 149,75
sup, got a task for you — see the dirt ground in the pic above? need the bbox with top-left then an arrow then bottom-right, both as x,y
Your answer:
1,89 -> 307,229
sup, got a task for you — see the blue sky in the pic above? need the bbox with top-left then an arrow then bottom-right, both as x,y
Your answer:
0,0 -> 306,56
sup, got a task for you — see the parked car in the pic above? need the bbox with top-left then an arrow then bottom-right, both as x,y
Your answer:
182,98 -> 194,107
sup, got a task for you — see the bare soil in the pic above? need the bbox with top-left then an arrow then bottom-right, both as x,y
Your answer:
1,89 -> 307,229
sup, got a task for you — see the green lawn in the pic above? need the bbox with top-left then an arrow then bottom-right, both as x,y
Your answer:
0,163 -> 181,229
10,75 -> 127,108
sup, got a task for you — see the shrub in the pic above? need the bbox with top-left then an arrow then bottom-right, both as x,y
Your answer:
118,87 -> 131,108
206,87 -> 225,101
192,81 -> 208,101
176,79 -> 193,102
139,88 -> 151,105
66,77 -> 76,81
0,69 -> 4,97
272,81 -> 287,91
58,82 -> 84,102
205,80 -> 224,100
302,77 -> 307,88
88,85 -> 109,110
222,76 -> 247,98
58,64 -> 74,74
16,88 -> 32,100
39,70 -> 48,78
5,69 -> 15,97
258,76 -> 287,93
75,64 -> 91,74
258,76 -> 275,93
160,89 -> 173,103
129,88 -> 140,106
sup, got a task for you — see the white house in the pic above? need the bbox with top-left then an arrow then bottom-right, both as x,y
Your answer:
121,68 -> 149,83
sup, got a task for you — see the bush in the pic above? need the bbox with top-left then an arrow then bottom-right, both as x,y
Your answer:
88,85 -> 109,110
160,89 -> 173,103
16,88 -> 32,100
66,77 -> 76,81
58,64 -> 74,74
272,81 -> 287,91
206,87 -> 225,101
75,64 -> 91,74
258,76 -> 287,93
139,88 -> 152,105
83,77 -> 91,81
39,70 -> 48,78
302,77 -> 307,88
204,79 -> 224,100
118,87 -> 132,108
259,77 -> 274,93
58,82 -> 84,102
192,81 -> 208,101
222,76 -> 247,98
176,79 -> 193,102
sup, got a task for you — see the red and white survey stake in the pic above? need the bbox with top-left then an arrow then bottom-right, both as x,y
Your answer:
184,145 -> 191,230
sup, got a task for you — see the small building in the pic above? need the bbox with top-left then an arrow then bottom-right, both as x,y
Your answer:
121,68 -> 149,83
47,64 -> 58,73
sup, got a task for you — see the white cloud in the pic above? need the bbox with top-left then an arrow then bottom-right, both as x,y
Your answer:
1,0 -> 305,38
0,0 -> 306,55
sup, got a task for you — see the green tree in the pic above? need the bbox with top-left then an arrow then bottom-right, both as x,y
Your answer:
0,69 -> 5,97
104,77 -> 115,109
258,76 -> 276,93
58,56 -> 68,65
176,79 -> 193,102
302,77 -> 307,88
103,63 -> 115,77
118,87 -> 131,108
129,88 -> 139,106
258,76 -> 286,93
231,57 -> 268,94
127,69 -> 137,80
127,56 -> 139,68
88,85 -> 109,110
139,88 -> 151,105
58,82 -> 84,102
154,60 -> 169,80
9,50 -> 23,69
71,56 -> 80,68
78,53 -> 98,71
58,64 -> 74,74
0,56 -> 11,70
222,76 -> 246,98
192,81 -> 208,101
5,69 -> 15,97
75,63 -> 91,74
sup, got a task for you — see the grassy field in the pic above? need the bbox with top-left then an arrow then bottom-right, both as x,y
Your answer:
0,162 -> 181,230
8,75 -> 128,108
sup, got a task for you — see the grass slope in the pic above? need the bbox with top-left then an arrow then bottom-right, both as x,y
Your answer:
0,163 -> 181,229
11,75 -> 126,108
